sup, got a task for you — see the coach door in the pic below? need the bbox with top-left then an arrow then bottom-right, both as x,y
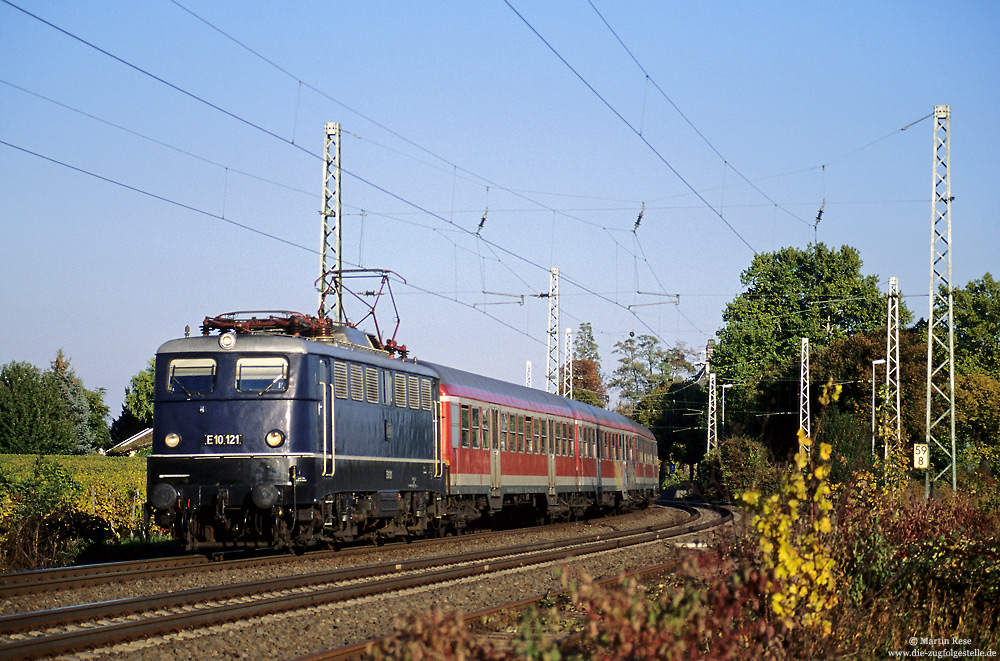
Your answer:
574,421 -> 581,490
318,358 -> 335,476
490,410 -> 502,495
547,419 -> 557,496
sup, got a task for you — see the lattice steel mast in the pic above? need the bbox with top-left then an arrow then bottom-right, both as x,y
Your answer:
799,338 -> 811,447
545,268 -> 560,394
319,122 -> 343,321
563,327 -> 573,398
706,372 -> 718,455
886,276 -> 902,457
925,105 -> 957,493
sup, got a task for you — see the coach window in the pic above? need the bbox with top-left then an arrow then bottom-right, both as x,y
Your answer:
462,404 -> 469,448
235,356 -> 288,394
533,419 -> 541,454
514,415 -> 523,453
479,408 -> 489,450
460,404 -> 470,448
471,407 -> 480,449
168,357 -> 216,395
501,412 -> 509,451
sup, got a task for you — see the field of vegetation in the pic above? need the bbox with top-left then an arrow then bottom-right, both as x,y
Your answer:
0,454 -> 150,570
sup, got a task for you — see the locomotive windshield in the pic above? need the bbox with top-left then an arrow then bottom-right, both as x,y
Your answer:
236,356 -> 288,394
168,357 -> 216,395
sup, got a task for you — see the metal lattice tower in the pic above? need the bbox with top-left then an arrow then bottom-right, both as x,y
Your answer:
885,276 -> 902,457
925,105 -> 957,493
799,338 -> 811,449
563,327 -> 573,398
706,372 -> 718,454
545,268 -> 560,394
319,122 -> 343,321
525,361 -> 533,388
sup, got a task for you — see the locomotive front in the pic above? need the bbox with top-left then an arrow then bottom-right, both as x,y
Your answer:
146,332 -> 318,550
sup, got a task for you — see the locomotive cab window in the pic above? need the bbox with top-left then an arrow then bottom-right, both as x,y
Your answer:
168,357 -> 216,395
235,357 -> 288,393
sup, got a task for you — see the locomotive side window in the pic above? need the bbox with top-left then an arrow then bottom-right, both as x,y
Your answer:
382,371 -> 393,405
168,357 -> 216,395
333,362 -> 348,399
235,357 -> 288,393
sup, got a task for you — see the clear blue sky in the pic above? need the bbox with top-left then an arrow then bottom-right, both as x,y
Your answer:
2,1 -> 998,416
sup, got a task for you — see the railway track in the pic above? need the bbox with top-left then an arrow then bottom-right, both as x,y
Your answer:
0,510 -> 648,601
0,504 -> 727,660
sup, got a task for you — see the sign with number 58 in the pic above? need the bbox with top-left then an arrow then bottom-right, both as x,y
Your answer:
914,443 -> 929,469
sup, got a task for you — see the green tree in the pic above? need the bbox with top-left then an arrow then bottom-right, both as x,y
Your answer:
813,328 -> 927,447
85,387 -> 112,451
0,361 -> 74,454
954,372 -> 1000,449
50,351 -> 96,455
950,273 -> 1000,379
110,359 -> 155,443
573,322 -> 601,372
634,381 -> 708,474
566,322 -> 607,407
610,334 -> 695,411
712,243 -> 907,388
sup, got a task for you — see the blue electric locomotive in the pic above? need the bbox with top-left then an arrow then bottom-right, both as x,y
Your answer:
147,314 -> 445,550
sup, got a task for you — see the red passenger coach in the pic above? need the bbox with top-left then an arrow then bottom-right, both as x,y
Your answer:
428,362 -> 657,522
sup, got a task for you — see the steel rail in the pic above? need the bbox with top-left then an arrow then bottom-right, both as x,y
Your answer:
0,510 -> 629,598
0,506 -> 697,635
0,505 -> 713,660
297,503 -> 732,661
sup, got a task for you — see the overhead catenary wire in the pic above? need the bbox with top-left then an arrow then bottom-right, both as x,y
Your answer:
164,0 -> 647,259
3,0 -> 680,348
0,137 -> 543,347
585,0 -> 812,230
504,0 -> 757,255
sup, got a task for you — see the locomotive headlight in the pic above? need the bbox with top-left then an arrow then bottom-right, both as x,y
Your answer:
218,332 -> 237,350
164,432 -> 181,448
264,429 -> 286,448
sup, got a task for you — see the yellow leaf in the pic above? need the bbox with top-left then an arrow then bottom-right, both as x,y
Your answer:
819,442 -> 832,461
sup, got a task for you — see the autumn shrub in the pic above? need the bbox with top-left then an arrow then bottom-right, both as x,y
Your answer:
371,557 -> 789,661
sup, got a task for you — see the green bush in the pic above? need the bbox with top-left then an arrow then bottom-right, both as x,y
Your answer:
0,456 -> 112,570
694,435 -> 781,503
